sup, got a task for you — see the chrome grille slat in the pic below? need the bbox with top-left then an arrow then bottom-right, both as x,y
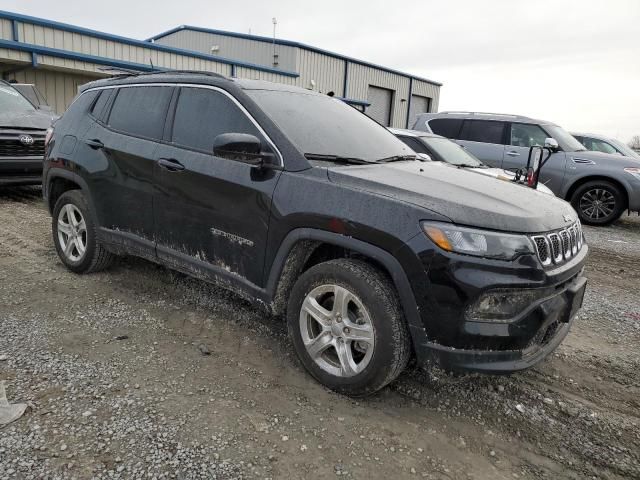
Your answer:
531,221 -> 583,267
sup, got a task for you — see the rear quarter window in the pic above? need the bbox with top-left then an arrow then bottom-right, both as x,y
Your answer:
429,118 -> 463,139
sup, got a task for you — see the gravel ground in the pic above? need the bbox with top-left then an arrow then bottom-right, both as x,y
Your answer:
1,186 -> 639,480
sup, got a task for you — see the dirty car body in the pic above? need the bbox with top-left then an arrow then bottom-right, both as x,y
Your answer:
43,72 -> 588,393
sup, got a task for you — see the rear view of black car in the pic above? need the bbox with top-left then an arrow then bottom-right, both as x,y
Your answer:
0,80 -> 51,186
42,72 -> 588,396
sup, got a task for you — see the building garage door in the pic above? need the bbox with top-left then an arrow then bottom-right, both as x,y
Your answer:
408,94 -> 432,128
366,85 -> 394,126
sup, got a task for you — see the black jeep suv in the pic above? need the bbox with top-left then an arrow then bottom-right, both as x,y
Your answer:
0,80 -> 52,186
43,72 -> 588,396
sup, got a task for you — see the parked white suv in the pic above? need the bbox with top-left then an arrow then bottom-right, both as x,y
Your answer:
413,112 -> 640,226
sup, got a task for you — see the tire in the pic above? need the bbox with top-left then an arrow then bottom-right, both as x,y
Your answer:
570,180 -> 626,226
287,259 -> 411,396
52,190 -> 114,273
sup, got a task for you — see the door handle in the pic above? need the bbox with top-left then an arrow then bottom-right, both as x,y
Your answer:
158,158 -> 185,172
85,138 -> 104,149
506,151 -> 521,157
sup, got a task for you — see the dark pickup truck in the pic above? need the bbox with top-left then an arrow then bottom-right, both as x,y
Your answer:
43,72 -> 588,396
0,80 -> 51,186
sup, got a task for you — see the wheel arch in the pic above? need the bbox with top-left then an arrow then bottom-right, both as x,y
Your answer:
265,228 -> 428,349
45,169 -> 92,215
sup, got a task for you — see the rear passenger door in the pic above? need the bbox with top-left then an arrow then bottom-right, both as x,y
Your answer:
457,120 -> 507,167
153,86 -> 282,287
83,85 -> 174,255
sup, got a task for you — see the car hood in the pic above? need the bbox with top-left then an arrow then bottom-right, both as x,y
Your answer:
0,110 -> 52,130
327,161 -> 577,233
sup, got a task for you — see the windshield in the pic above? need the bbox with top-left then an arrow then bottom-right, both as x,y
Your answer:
610,138 -> 640,159
544,125 -> 586,152
420,137 -> 484,167
246,90 -> 413,162
0,84 -> 36,113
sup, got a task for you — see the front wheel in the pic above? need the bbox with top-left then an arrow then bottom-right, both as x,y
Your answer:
570,180 -> 626,226
287,259 -> 411,396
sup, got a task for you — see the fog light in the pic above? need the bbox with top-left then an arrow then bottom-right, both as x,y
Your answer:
466,289 -> 546,322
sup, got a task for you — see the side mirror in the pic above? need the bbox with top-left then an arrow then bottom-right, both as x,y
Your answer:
213,133 -> 264,166
544,137 -> 560,152
417,153 -> 432,162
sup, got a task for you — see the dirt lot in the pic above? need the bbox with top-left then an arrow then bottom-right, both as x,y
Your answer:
1,186 -> 639,480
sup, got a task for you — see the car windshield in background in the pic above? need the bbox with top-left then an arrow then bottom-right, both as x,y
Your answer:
545,125 -> 587,152
246,90 -> 413,162
421,137 -> 484,167
0,84 -> 36,113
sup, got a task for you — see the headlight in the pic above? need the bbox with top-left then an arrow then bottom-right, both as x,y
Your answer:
624,167 -> 640,180
422,222 -> 534,260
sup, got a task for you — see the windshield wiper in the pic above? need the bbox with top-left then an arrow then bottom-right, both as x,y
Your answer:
376,154 -> 417,163
304,153 -> 371,164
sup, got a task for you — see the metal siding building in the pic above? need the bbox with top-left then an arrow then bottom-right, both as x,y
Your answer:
151,26 -> 442,128
0,11 -> 441,128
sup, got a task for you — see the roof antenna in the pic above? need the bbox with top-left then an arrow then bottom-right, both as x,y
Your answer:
272,17 -> 279,67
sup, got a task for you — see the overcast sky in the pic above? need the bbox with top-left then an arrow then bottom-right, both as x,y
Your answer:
5,0 -> 639,142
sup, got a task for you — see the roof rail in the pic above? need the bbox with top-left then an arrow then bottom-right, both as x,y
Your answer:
439,111 -> 523,119
97,67 -> 228,80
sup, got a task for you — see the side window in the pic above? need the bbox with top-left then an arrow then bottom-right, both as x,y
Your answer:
510,123 -> 548,148
429,118 -> 463,139
584,137 -> 619,154
90,89 -> 113,121
397,136 -> 428,154
107,86 -> 173,140
460,120 -> 506,144
171,87 -> 263,154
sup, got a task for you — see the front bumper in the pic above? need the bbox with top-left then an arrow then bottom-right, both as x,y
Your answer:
419,275 -> 586,373
395,232 -> 588,374
0,156 -> 43,186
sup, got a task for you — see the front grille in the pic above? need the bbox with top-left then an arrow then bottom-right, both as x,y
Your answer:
0,138 -> 45,157
531,221 -> 584,267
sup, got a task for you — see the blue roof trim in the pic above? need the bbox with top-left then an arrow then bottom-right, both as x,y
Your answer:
148,25 -> 442,87
0,10 -> 298,78
0,38 -> 158,72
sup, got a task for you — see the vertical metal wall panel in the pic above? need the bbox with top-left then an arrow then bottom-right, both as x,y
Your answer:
155,30 -> 298,71
0,19 -> 13,40
347,63 -> 411,128
234,66 -> 297,85
296,49 -> 345,94
0,47 -> 31,63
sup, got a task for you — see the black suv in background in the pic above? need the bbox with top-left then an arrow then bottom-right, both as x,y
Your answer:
43,72 -> 588,396
0,80 -> 52,186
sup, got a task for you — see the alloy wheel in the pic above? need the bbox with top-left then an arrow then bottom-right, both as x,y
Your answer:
299,284 -> 375,377
579,188 -> 616,220
57,204 -> 87,262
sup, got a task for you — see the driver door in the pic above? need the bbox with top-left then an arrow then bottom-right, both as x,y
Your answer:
153,86 -> 282,287
504,122 -> 566,194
